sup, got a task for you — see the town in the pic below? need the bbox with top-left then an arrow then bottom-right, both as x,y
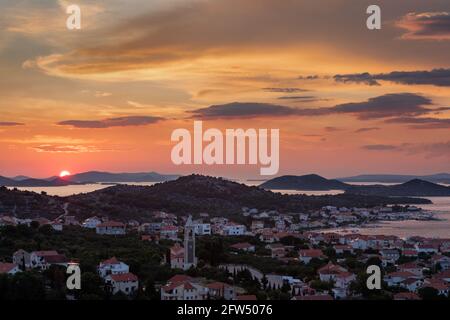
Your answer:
0,203 -> 448,300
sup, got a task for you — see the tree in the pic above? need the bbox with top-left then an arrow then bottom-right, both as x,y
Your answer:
310,279 -> 333,291
261,274 -> 268,290
348,273 -> 391,300
143,279 -> 159,300
9,272 -> 46,300
0,274 -> 11,300
281,281 -> 291,293
418,287 -> 441,300
78,272 -> 105,299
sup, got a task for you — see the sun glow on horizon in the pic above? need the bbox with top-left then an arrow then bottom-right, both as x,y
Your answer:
59,170 -> 71,177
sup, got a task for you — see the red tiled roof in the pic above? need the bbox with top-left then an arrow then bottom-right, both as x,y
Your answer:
433,270 -> 450,280
425,280 -> 449,291
110,272 -> 138,282
236,295 -> 257,301
161,225 -> 178,232
168,274 -> 192,283
184,282 -> 195,290
97,221 -> 125,228
33,250 -> 59,257
206,282 -> 230,290
293,294 -> 333,300
387,271 -> 416,278
164,280 -> 196,291
335,272 -> 355,279
230,242 -> 254,250
402,278 -> 421,285
334,245 -> 351,250
398,262 -> 421,269
393,292 -> 420,300
0,263 -> 17,274
402,250 -> 418,256
44,254 -> 68,264
299,249 -> 324,258
101,257 -> 120,265
318,263 -> 347,275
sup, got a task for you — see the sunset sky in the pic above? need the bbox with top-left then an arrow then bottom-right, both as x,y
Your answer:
0,0 -> 449,179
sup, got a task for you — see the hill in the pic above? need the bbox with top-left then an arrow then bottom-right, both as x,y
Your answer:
64,175 -> 430,221
338,173 -> 450,184
260,174 -> 450,196
260,174 -> 349,190
345,179 -> 450,197
0,176 -> 76,187
62,171 -> 179,183
0,171 -> 179,187
0,175 -> 432,222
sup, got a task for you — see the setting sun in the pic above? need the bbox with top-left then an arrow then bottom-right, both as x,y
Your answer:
59,170 -> 71,178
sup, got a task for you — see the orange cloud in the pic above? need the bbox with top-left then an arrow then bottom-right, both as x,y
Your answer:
397,12 -> 450,41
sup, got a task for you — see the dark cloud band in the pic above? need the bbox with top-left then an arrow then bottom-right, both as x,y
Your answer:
58,116 -> 164,128
334,68 -> 450,87
189,93 -> 441,121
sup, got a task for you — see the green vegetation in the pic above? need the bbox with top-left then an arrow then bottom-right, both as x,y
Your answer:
0,224 -> 174,300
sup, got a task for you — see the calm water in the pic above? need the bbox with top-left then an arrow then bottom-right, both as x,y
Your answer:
323,197 -> 450,239
10,182 -> 158,197
8,180 -> 450,238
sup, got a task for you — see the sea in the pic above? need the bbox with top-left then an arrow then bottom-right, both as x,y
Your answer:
8,180 -> 450,239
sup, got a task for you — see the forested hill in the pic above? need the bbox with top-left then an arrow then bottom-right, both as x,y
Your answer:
0,175 -> 431,222
64,175 -> 431,221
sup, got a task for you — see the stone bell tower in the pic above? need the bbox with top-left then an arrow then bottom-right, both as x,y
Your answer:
183,215 -> 197,270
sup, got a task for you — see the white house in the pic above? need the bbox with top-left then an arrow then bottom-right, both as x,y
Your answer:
222,223 -> 246,236
30,251 -> 68,270
82,216 -> 102,229
335,272 -> 356,289
380,249 -> 400,266
334,245 -> 354,255
349,237 -> 369,250
230,242 -> 256,253
398,262 -> 423,277
106,273 -> 139,295
206,282 -> 236,300
50,221 -> 63,232
416,243 -> 439,254
384,271 -> 418,287
432,254 -> 450,270
251,220 -> 264,231
160,225 -> 179,240
298,213 -> 309,222
299,249 -> 325,264
0,262 -> 21,275
96,221 -> 126,235
400,278 -> 424,292
169,243 -> 185,269
13,249 -> 31,269
193,223 -> 211,236
98,257 -> 130,279
160,275 -> 208,300
318,263 -> 348,282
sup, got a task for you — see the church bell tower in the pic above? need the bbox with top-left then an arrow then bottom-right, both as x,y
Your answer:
183,215 -> 197,270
